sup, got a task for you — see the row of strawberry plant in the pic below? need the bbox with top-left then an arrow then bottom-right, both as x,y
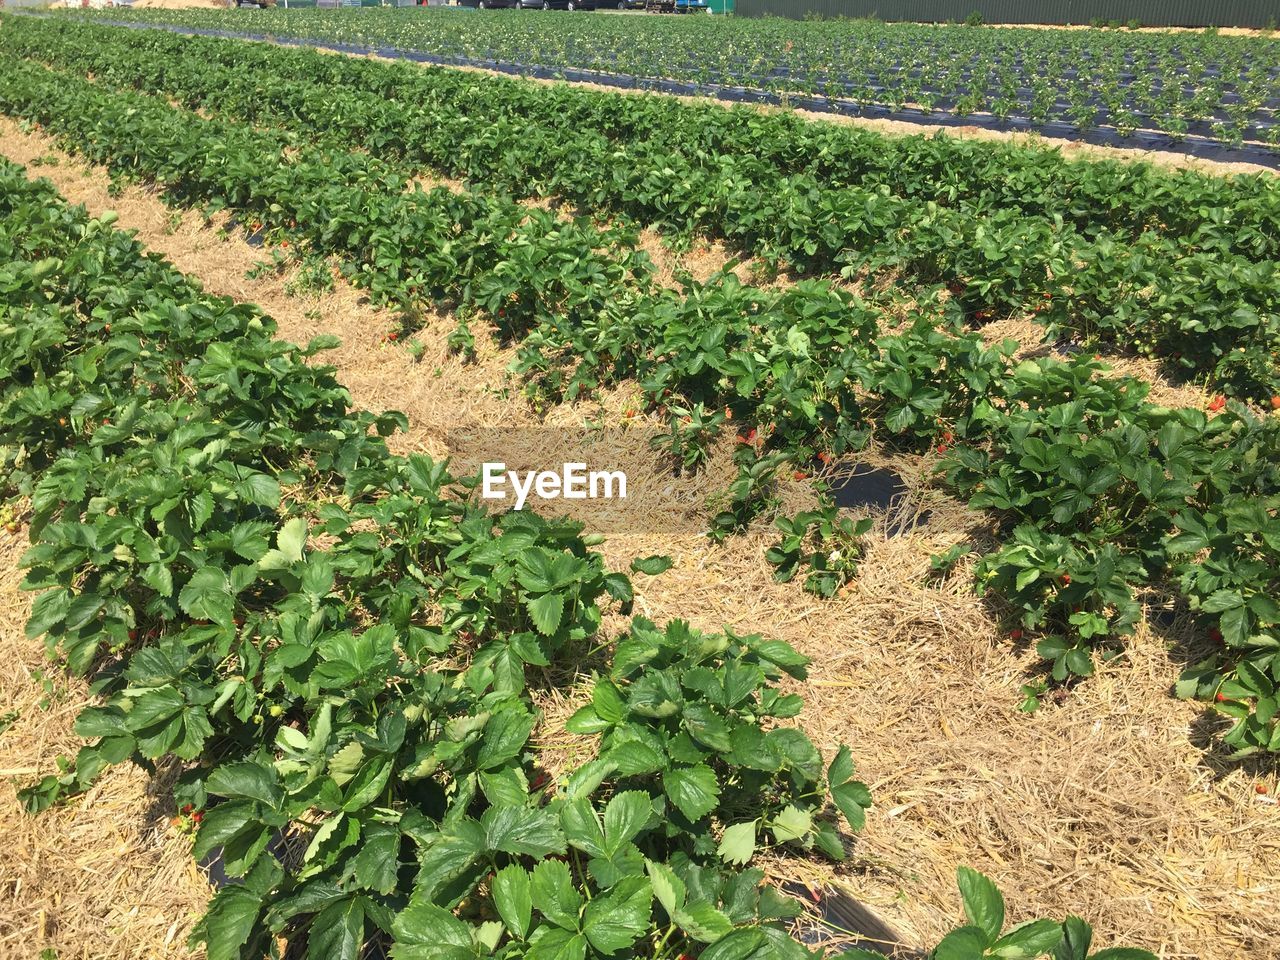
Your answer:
1,154 -> 1161,960
5,16 -> 1280,401
31,13 -> 1280,261
3,51 -> 1274,757
0,155 -> 867,960
66,5 -> 1280,150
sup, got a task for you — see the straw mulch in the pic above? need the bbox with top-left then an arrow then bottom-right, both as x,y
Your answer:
1,118 -> 1278,960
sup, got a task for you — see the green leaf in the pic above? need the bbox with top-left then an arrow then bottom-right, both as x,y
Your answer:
582,876 -> 652,955
278,517 -> 308,563
476,708 -> 537,771
827,744 -> 855,785
200,883 -> 266,960
565,705 -> 610,735
560,799 -> 606,858
673,900 -> 735,943
831,779 -> 872,831
350,822 -> 400,895
991,918 -> 1066,958
307,897 -> 365,960
390,901 -> 475,959
630,555 -> 673,576
700,928 -> 768,960
1053,915 -> 1091,960
528,592 -> 565,636
525,928 -> 588,960
602,791 -> 651,855
933,925 -> 991,960
531,858 -> 583,931
645,859 -> 686,916
178,567 -> 233,624
482,804 -> 566,857
769,804 -> 811,843
956,867 -> 1005,942
26,587 -> 71,639
492,864 -> 533,939
591,678 -> 627,724
717,821 -> 757,865
207,762 -> 282,809
663,764 -> 720,821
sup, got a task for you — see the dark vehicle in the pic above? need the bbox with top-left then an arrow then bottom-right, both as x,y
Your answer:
644,0 -> 707,9
608,0 -> 645,7
458,0 -> 519,7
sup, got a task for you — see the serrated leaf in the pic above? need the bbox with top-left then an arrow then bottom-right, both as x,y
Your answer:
645,859 -> 686,916
307,896 -> 365,960
769,804 -> 811,843
630,555 -> 673,576
178,567 -> 233,624
528,592 -> 565,636
493,864 -> 533,939
663,764 -> 719,821
277,517 -> 308,563
717,821 -> 756,865
957,867 -> 1005,942
582,876 -> 652,955
531,858 -> 582,931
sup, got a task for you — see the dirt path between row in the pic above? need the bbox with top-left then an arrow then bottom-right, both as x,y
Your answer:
1,119 -> 1277,960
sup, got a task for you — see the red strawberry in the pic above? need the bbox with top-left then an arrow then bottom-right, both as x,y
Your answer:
1208,396 -> 1226,412
192,811 -> 203,823
1060,574 -> 1071,585
1009,628 -> 1023,641
937,442 -> 949,453
624,409 -> 636,419
1215,692 -> 1228,703
793,471 -> 808,481
1258,783 -> 1270,795
1270,396 -> 1280,410
387,332 -> 399,342
128,629 -> 138,641
1209,627 -> 1223,643
724,407 -> 733,420
817,451 -> 833,465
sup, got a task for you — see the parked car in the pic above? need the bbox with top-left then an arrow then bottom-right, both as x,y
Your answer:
458,0 -> 518,8
643,0 -> 707,9
606,0 -> 645,7
516,0 -> 595,8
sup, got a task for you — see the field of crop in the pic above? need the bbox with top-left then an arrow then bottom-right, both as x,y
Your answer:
67,6 -> 1280,159
1,9 -> 1279,960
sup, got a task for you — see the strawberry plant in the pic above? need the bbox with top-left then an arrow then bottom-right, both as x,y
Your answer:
60,5 -> 1280,156
767,508 -> 874,598
4,158 -> 881,960
841,868 -> 1157,960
